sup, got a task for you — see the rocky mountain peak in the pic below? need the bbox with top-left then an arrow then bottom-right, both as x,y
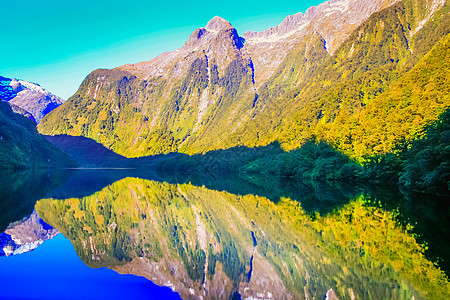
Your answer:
240,0 -> 402,86
39,0 -> 450,163
185,27 -> 209,47
0,76 -> 64,123
122,15 -> 245,80
185,16 -> 239,48
205,16 -> 233,32
9,78 -> 25,93
279,12 -> 304,31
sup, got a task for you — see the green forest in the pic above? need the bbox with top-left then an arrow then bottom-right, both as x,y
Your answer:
0,100 -> 73,169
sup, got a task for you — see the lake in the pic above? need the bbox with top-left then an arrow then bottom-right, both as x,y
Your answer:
0,169 -> 449,299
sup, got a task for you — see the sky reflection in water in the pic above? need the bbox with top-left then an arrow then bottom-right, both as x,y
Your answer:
0,233 -> 180,300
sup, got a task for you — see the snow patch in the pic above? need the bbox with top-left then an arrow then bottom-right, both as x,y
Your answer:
348,42 -> 355,57
112,105 -> 120,114
13,80 -> 48,96
206,28 -> 220,35
410,0 -> 446,36
325,288 -> 334,300
164,281 -> 175,291
6,240 -> 43,256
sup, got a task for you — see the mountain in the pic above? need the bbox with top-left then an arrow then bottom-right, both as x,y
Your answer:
38,0 -> 449,162
232,0 -> 450,162
35,178 -> 450,299
0,100 -> 74,169
0,76 -> 64,123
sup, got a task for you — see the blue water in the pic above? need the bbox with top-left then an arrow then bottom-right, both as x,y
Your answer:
0,234 -> 181,300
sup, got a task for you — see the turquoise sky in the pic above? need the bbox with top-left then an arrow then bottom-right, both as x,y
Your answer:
1,0 -> 323,99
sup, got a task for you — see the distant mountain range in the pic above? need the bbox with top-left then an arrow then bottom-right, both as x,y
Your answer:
0,76 -> 64,124
37,0 -> 449,163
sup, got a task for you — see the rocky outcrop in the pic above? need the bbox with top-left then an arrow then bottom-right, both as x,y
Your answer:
0,76 -> 64,123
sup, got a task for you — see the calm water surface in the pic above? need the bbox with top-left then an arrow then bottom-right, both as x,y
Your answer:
0,169 -> 448,299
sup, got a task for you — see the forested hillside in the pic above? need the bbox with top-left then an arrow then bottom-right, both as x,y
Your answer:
0,100 -> 73,169
222,1 -> 450,162
37,0 -> 449,170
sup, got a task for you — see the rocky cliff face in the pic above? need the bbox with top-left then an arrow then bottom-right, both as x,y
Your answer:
38,0 -> 448,158
0,76 -> 64,123
242,0 -> 401,85
39,15 -> 257,156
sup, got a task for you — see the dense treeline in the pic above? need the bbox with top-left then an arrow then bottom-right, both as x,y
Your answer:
157,141 -> 364,183
364,108 -> 449,197
395,109 -> 449,195
158,109 -> 449,197
157,140 -> 366,191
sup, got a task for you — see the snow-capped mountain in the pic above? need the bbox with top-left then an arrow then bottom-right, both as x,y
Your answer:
0,76 -> 64,123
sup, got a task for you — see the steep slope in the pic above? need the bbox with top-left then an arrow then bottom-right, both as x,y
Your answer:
0,100 -> 73,169
8,103 -> 37,124
39,17 -> 255,156
221,0 -> 450,161
0,76 -> 64,123
38,0 -> 448,160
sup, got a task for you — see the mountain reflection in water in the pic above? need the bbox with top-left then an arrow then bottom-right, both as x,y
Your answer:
28,175 -> 449,299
